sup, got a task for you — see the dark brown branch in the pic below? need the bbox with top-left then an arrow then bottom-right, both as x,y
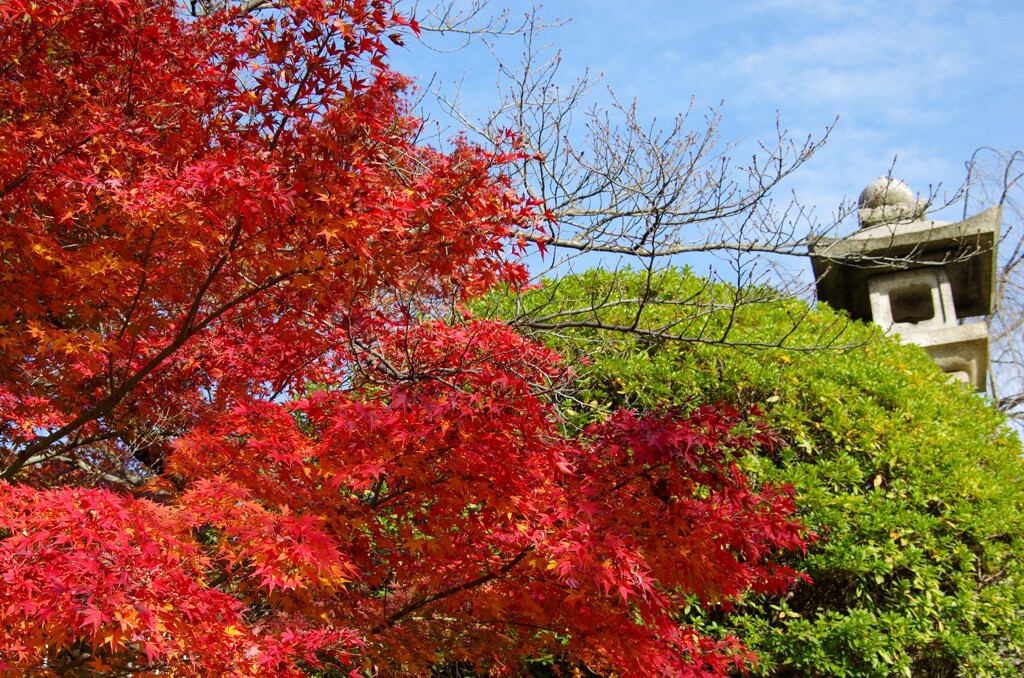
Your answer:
374,547 -> 532,631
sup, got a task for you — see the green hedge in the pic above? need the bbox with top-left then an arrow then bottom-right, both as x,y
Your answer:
490,268 -> 1024,677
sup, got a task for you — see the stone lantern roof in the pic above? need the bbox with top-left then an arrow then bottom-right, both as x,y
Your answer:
809,177 -> 1001,391
810,179 -> 1000,323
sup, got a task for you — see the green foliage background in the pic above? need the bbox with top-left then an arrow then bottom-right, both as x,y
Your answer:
488,268 -> 1024,677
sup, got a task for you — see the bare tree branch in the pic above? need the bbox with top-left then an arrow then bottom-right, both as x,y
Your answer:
966,148 -> 1024,423
396,1 -> 861,353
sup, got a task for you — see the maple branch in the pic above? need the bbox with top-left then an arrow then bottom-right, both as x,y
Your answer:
0,134 -> 95,199
115,229 -> 159,344
17,430 -> 122,468
374,546 -> 532,631
47,454 -> 147,488
267,30 -> 333,153
365,475 -> 390,507
237,0 -> 274,12
0,259 -> 298,480
0,14 -> 71,78
404,0 -> 560,41
188,0 -> 275,15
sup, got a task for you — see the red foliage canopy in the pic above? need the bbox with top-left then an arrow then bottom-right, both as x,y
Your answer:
0,1 -> 807,675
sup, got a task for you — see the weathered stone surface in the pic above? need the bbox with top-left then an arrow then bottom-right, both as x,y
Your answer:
857,177 -> 928,228
893,322 -> 990,391
810,206 -> 1001,321
809,179 -> 1001,393
868,268 -> 955,331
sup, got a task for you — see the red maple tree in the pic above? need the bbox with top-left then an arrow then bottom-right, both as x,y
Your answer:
0,1 -> 807,675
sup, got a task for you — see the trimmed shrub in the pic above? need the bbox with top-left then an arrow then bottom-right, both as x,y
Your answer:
490,268 -> 1024,677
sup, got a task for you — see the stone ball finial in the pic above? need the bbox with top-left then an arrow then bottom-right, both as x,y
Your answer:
859,177 -> 915,208
858,177 -> 925,228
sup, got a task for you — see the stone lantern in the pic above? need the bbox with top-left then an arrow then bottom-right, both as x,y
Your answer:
809,177 -> 1001,391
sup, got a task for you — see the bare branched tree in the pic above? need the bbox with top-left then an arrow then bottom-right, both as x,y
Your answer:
394,0 -> 866,352
965,148 -> 1024,423
405,0 -> 559,45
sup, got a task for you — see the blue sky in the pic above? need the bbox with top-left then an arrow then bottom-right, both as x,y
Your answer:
393,0 -> 1024,232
